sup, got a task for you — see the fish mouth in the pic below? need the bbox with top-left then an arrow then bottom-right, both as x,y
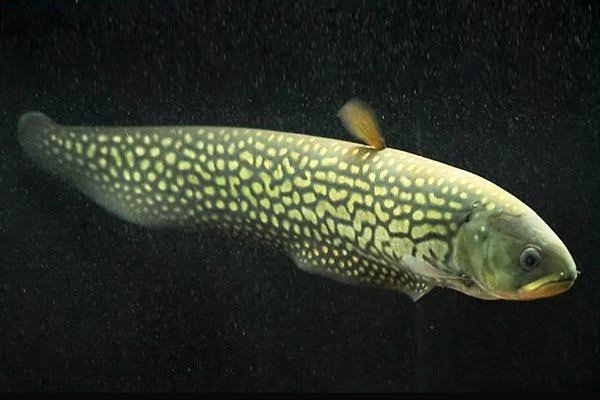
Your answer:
517,273 -> 575,300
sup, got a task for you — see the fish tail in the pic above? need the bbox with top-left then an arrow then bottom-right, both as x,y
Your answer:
17,112 -> 175,227
18,112 -> 61,174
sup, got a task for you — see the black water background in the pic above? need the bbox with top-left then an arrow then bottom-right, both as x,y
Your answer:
1,0 -> 599,392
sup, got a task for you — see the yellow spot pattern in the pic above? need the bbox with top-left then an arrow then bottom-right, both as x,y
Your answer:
32,121 -> 529,300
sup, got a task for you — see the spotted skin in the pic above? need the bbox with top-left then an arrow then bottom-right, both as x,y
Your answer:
18,112 -> 533,300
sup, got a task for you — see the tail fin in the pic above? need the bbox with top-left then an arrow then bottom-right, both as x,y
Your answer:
18,112 -> 63,176
17,112 -> 185,228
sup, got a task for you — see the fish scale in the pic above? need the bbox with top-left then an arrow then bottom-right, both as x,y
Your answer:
17,102 -> 576,301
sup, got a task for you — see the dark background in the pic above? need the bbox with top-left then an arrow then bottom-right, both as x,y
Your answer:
1,0 -> 599,392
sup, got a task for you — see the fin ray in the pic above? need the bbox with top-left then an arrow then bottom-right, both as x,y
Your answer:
338,98 -> 386,150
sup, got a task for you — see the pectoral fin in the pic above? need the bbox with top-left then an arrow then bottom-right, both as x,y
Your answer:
398,254 -> 499,300
399,254 -> 468,282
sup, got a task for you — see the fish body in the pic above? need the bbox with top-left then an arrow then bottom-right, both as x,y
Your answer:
17,102 -> 577,301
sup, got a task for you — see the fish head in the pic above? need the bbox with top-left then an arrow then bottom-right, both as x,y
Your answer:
455,207 -> 577,300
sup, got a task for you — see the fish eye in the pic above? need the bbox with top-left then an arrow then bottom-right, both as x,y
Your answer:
520,247 -> 541,270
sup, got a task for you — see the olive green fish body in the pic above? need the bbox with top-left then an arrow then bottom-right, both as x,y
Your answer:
18,109 -> 577,301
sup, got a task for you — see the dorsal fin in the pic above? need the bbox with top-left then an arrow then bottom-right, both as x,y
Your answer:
338,98 -> 386,150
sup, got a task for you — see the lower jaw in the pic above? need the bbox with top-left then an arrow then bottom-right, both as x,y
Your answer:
516,280 -> 574,300
480,280 -> 574,301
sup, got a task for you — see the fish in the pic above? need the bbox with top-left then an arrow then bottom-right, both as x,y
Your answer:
17,99 -> 578,301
